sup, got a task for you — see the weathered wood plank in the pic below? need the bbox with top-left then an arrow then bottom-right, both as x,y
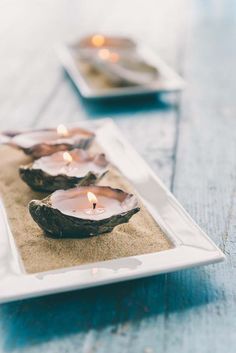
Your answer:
168,1 -> 236,352
0,1 -> 205,353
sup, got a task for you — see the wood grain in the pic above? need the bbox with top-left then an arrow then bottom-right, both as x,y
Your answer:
0,0 -> 234,353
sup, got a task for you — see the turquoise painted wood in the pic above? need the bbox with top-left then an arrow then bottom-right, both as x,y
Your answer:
0,0 -> 235,352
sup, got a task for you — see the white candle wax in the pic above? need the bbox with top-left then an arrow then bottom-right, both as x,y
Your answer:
11,128 -> 92,149
52,191 -> 126,221
32,150 -> 107,177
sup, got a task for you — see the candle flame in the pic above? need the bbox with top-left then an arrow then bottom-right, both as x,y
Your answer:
63,152 -> 73,163
109,52 -> 119,63
85,191 -> 104,214
57,124 -> 68,137
91,34 -> 105,47
98,49 -> 119,63
87,191 -> 97,205
98,48 -> 110,60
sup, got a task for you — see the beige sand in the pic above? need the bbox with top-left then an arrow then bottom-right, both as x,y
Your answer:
0,145 -> 172,273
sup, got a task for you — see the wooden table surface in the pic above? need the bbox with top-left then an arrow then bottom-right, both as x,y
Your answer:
0,0 -> 235,352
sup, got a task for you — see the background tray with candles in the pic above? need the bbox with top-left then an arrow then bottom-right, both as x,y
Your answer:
57,34 -> 185,99
0,119 -> 224,303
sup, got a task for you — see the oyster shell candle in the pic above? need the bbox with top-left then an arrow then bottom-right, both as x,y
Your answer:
29,186 -> 140,238
78,34 -> 136,50
19,149 -> 109,192
90,49 -> 158,86
9,125 -> 95,158
76,35 -> 157,86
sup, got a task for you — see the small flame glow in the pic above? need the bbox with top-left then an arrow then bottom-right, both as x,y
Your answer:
98,49 -> 119,63
98,48 -> 110,60
63,152 -> 73,163
109,52 -> 119,63
85,191 -> 104,214
87,191 -> 97,205
57,124 -> 68,137
91,34 -> 105,47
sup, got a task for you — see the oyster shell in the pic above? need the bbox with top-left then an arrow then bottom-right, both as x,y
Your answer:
81,49 -> 158,86
29,186 -> 140,238
76,35 -> 136,50
9,127 -> 95,158
19,149 -> 109,192
1,128 -> 49,138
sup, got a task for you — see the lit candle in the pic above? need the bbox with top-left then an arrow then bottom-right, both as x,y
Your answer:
91,34 -> 105,47
19,149 -> 109,192
10,125 -> 95,158
98,49 -> 120,63
98,48 -> 110,60
78,34 -> 136,50
62,151 -> 73,171
29,186 -> 140,238
109,52 -> 120,63
57,124 -> 69,138
58,151 -> 73,174
63,151 -> 73,163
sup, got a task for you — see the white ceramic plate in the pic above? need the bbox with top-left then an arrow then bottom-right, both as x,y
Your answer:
0,119 -> 224,303
57,42 -> 185,99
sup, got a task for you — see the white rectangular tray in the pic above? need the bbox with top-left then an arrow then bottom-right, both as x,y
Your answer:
57,42 -> 185,99
0,119 -> 224,303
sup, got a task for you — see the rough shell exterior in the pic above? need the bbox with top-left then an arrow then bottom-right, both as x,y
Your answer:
19,165 -> 107,192
29,187 -> 140,238
7,127 -> 95,158
20,137 -> 94,159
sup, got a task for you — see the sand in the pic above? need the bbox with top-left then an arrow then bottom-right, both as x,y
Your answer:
0,145 -> 172,273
